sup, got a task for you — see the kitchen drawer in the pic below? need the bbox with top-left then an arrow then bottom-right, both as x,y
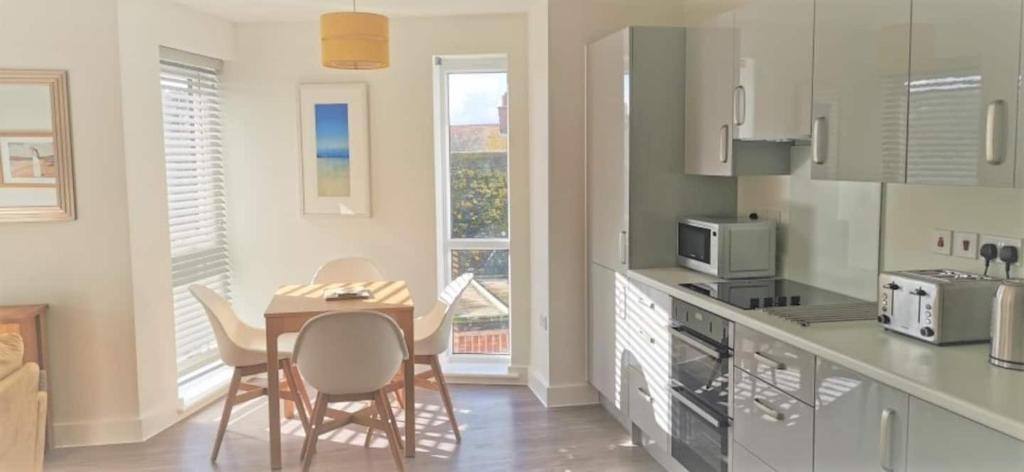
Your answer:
735,324 -> 815,405
627,365 -> 670,453
732,440 -> 775,472
625,279 -> 672,382
734,369 -> 813,472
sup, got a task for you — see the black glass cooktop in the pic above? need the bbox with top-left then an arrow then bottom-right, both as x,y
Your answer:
680,278 -> 862,310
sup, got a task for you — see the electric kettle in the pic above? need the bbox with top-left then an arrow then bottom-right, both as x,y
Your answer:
991,280 -> 1024,371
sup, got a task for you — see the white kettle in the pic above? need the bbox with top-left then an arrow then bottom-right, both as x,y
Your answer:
991,280 -> 1024,371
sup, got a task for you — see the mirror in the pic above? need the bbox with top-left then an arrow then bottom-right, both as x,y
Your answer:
0,70 -> 74,222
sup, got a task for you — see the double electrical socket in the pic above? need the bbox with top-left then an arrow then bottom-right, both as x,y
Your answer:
930,228 -> 1021,266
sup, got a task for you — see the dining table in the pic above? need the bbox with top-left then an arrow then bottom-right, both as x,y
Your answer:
263,280 -> 416,470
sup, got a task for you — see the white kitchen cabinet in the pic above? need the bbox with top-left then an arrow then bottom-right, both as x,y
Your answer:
586,27 -> 736,411
732,441 -> 774,472
627,365 -> 671,453
905,0 -> 1022,187
734,368 -> 814,472
810,0 -> 911,182
734,0 -> 813,141
586,29 -> 629,271
625,278 -> 673,438
814,359 -> 910,472
906,398 -> 1024,471
685,12 -> 794,177
685,16 -> 736,177
588,263 -> 626,407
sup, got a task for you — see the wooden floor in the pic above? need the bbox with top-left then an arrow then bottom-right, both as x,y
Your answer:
45,385 -> 662,471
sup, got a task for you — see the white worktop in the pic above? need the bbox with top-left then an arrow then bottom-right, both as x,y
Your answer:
629,267 -> 1024,443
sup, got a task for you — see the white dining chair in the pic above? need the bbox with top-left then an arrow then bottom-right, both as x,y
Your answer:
189,285 -> 312,462
310,257 -> 385,284
292,311 -> 409,471
370,273 -> 474,444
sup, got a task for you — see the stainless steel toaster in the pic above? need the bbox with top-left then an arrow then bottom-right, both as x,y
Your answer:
877,269 -> 1001,345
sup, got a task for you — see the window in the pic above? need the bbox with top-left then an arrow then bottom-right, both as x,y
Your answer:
434,56 -> 511,356
160,49 -> 231,395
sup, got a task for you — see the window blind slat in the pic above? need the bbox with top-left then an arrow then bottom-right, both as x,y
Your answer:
161,57 -> 231,383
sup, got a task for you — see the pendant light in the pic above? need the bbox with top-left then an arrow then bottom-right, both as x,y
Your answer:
320,0 -> 389,70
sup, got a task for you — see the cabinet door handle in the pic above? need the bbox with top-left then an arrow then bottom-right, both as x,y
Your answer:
734,85 -> 746,126
754,351 -> 787,370
812,116 -> 827,164
719,124 -> 730,163
880,408 -> 895,472
985,99 -> 1007,165
618,230 -> 627,265
753,396 -> 784,421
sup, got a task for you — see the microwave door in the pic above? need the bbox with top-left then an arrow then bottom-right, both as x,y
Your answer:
679,223 -> 712,264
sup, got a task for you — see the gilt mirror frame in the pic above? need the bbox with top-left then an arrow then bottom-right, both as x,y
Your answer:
0,69 -> 75,222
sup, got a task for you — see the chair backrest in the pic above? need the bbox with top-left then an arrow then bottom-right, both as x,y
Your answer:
292,311 -> 409,396
311,257 -> 385,284
189,285 -> 261,367
415,273 -> 475,356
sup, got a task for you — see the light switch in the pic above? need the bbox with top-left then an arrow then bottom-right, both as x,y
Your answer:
930,229 -> 952,255
953,232 -> 978,259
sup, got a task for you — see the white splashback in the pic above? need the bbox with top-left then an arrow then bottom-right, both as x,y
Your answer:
881,184 -> 1024,277
739,146 -> 883,300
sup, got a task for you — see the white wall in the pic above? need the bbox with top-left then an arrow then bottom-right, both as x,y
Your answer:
222,15 -> 532,371
0,0 -> 140,447
116,0 -> 235,441
533,0 -> 690,406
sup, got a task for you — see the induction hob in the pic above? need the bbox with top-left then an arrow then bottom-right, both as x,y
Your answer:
680,278 -> 864,311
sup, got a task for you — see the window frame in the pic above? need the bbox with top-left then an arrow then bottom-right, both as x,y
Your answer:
159,48 -> 233,406
432,54 -> 512,361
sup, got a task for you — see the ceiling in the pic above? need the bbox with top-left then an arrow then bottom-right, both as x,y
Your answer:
172,0 -> 536,23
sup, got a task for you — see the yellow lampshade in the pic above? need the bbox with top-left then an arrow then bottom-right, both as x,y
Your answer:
320,12 -> 389,70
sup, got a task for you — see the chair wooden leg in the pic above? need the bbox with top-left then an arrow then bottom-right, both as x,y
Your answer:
430,355 -> 461,442
282,360 -> 310,432
211,367 -> 243,462
395,387 -> 406,409
380,390 -> 404,451
291,364 -> 314,417
302,393 -> 328,470
375,391 -> 405,472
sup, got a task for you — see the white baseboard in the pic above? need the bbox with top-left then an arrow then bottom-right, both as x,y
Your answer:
52,418 -> 144,448
528,373 -> 599,407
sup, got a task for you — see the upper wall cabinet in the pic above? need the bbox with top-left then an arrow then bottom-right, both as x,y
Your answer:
685,0 -> 811,177
811,0 -> 912,182
734,0 -> 814,141
905,0 -> 1022,187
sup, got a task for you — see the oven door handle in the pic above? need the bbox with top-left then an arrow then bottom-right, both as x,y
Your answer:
670,325 -> 730,360
670,387 -> 731,429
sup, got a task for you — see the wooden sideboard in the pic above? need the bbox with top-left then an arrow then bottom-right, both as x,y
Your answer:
0,305 -> 50,449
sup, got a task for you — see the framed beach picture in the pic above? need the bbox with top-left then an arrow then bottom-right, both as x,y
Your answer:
299,83 -> 371,216
0,135 -> 57,186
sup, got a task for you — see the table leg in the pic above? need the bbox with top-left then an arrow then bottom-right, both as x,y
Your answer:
400,311 -> 415,458
266,323 -> 282,469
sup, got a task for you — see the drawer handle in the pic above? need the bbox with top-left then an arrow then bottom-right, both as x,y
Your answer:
753,396 -> 784,422
754,351 -> 787,370
637,386 -> 653,403
880,408 -> 896,472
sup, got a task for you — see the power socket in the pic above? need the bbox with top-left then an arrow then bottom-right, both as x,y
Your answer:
980,235 -> 1022,268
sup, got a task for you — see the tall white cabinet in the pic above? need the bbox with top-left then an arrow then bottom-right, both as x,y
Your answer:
585,25 -> 736,415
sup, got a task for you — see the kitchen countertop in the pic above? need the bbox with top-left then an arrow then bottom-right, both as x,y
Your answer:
629,267 -> 1024,443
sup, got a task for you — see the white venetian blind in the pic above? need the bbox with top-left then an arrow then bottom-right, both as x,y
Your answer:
159,53 -> 230,385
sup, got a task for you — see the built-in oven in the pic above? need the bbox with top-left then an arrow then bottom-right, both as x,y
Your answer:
669,299 -> 733,472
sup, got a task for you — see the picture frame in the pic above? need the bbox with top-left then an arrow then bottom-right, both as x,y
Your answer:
298,83 -> 371,216
0,135 -> 58,186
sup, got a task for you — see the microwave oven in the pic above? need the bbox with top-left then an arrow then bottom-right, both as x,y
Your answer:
677,217 -> 776,279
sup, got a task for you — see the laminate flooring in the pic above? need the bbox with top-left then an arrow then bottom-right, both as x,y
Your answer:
45,385 -> 663,471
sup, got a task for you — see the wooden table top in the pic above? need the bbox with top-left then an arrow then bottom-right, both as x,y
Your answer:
264,281 -> 414,318
0,305 -> 47,321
